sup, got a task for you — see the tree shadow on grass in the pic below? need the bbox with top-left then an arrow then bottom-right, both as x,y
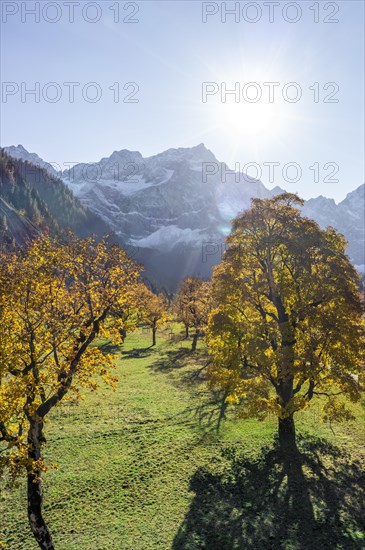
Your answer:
98,342 -> 121,356
121,346 -> 155,359
149,347 -> 210,378
149,348 -> 192,373
173,435 -> 365,550
179,389 -> 229,434
99,341 -> 155,359
150,350 -> 228,432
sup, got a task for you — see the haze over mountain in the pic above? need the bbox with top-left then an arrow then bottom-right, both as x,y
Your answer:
3,144 -> 364,289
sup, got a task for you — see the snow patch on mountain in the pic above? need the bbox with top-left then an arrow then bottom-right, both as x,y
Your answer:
129,225 -> 205,250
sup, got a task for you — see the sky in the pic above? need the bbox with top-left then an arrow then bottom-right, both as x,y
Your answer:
0,0 -> 364,202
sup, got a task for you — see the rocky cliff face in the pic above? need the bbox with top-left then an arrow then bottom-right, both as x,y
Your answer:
60,144 -> 280,249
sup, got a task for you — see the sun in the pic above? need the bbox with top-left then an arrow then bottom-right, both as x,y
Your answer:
220,100 -> 278,138
201,62 -> 295,147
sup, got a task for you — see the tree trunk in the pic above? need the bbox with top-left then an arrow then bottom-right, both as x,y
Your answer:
185,324 -> 189,339
191,330 -> 199,351
27,419 -> 55,550
152,327 -> 156,346
278,415 -> 297,455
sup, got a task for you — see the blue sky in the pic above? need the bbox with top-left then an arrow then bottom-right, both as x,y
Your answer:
1,0 -> 364,201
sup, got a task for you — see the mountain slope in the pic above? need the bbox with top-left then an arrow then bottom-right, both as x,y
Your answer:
0,149 -> 111,241
0,150 -> 57,234
0,197 -> 40,249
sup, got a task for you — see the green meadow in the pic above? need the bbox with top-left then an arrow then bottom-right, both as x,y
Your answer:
2,326 -> 365,549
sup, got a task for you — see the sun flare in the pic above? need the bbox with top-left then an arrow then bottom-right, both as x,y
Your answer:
220,100 -> 278,137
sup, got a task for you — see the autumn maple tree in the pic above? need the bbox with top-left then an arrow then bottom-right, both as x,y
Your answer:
207,194 -> 365,453
138,284 -> 169,346
172,291 -> 191,339
174,277 -> 212,351
0,234 -> 140,550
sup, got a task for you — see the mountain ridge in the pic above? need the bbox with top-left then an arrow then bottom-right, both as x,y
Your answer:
3,144 -> 364,289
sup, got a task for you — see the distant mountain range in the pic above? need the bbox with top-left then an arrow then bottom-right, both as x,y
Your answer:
2,144 -> 364,289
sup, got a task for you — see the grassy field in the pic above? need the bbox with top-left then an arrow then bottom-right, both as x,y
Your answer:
1,326 -> 365,549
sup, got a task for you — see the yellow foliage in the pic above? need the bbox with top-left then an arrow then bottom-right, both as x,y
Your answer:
0,234 -> 141,477
173,277 -> 212,331
206,193 -> 365,426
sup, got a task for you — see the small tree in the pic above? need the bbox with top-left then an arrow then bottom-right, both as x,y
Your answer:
138,285 -> 169,346
0,234 -> 140,549
111,290 -> 141,339
174,277 -> 212,351
172,293 -> 191,338
207,194 -> 365,453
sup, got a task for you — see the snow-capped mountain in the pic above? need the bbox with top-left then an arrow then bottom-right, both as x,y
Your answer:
3,144 -> 364,287
62,144 -> 224,246
61,143 -> 283,247
302,185 -> 365,272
